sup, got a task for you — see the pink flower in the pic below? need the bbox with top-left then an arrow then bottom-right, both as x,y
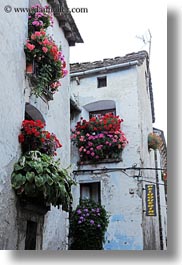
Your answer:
34,31 -> 41,37
26,43 -> 35,51
79,146 -> 84,152
62,69 -> 68,77
42,47 -> 48,53
96,145 -> 103,150
79,136 -> 85,142
88,141 -> 93,146
91,152 -> 95,157
32,20 -> 40,26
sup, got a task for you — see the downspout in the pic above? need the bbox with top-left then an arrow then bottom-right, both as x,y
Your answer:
70,60 -> 139,77
154,150 -> 163,250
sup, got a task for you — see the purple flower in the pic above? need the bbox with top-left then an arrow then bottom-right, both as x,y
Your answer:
77,209 -> 82,215
78,220 -> 82,224
84,208 -> 88,212
79,216 -> 84,220
90,220 -> 94,225
97,224 -> 101,228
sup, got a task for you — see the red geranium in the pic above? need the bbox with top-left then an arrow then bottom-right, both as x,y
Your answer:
19,120 -> 62,156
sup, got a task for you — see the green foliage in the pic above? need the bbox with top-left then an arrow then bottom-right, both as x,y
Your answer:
70,200 -> 110,250
11,151 -> 76,211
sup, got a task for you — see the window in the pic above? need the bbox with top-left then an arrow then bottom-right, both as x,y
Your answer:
89,109 -> 116,118
97,76 -> 107,88
25,102 -> 45,122
25,220 -> 37,250
80,182 -> 101,203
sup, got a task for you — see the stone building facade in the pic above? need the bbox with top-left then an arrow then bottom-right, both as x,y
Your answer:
0,0 -> 82,250
70,51 -> 167,250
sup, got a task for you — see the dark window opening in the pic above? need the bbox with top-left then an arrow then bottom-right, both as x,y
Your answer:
80,182 -> 101,203
89,109 -> 116,118
97,76 -> 107,88
25,102 -> 45,122
25,220 -> 37,250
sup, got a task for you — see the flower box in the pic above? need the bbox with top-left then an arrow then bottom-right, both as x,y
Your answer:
77,157 -> 122,166
26,61 -> 34,74
71,113 -> 128,163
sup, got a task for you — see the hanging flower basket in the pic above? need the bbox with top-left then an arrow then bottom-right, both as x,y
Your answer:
11,151 -> 75,211
24,4 -> 68,98
148,132 -> 161,150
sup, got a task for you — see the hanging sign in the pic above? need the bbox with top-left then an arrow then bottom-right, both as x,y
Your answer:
145,184 -> 157,216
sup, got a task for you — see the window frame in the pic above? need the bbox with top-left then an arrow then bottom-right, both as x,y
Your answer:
89,108 -> 116,119
80,182 -> 101,203
97,76 -> 107,88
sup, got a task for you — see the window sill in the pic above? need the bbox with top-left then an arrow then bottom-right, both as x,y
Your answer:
77,158 -> 122,166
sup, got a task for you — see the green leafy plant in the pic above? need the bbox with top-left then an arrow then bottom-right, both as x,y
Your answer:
11,151 -> 76,211
70,200 -> 109,250
148,132 -> 161,150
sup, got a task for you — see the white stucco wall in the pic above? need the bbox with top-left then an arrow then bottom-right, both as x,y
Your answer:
70,61 -> 162,250
28,1 -> 70,250
0,0 -> 28,249
0,0 -> 71,250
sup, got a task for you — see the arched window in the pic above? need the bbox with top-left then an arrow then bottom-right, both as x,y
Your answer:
25,103 -> 45,122
83,100 -> 116,118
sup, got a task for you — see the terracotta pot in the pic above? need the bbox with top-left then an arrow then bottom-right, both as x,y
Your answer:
26,62 -> 34,74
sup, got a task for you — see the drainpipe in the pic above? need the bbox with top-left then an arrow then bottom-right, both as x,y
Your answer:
70,60 -> 139,77
154,150 -> 163,250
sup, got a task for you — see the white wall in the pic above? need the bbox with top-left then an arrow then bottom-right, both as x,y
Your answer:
0,0 -> 71,250
70,61 -> 162,249
0,0 -> 29,249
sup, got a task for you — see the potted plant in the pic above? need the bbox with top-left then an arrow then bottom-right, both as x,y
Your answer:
28,4 -> 54,35
18,119 -> 62,156
148,132 -> 161,151
11,151 -> 75,211
71,113 -> 128,163
24,4 -> 68,98
70,200 -> 109,250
